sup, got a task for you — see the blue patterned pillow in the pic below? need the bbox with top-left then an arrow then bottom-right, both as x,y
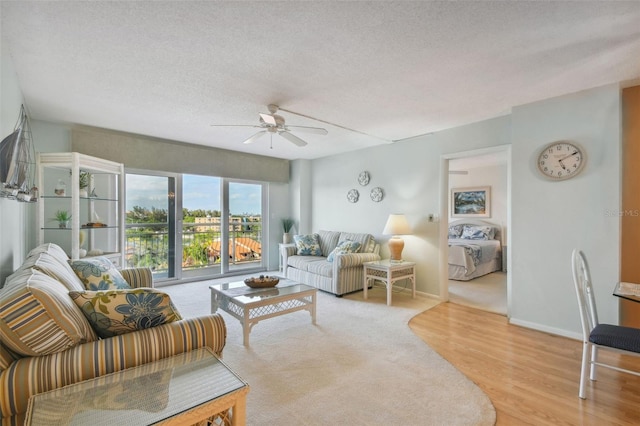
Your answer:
448,225 -> 463,239
461,225 -> 495,240
294,234 -> 323,256
69,288 -> 182,338
327,240 -> 362,262
69,257 -> 131,290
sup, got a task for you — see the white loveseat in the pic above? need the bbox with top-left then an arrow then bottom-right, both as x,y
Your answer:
282,230 -> 381,296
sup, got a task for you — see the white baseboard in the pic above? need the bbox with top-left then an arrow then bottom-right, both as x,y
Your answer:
509,317 -> 581,341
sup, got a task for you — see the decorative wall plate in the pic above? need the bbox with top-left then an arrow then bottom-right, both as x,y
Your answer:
370,187 -> 384,202
358,171 -> 370,186
347,189 -> 360,203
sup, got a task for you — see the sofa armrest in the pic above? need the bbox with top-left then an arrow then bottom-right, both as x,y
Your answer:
334,252 -> 381,268
0,314 -> 226,419
120,267 -> 154,288
281,244 -> 297,275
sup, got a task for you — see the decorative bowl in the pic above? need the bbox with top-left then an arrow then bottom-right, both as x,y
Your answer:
244,276 -> 280,288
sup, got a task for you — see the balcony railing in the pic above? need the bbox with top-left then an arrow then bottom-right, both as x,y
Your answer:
125,221 -> 262,274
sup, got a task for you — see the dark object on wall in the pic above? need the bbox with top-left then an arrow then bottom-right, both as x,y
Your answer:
0,105 -> 37,202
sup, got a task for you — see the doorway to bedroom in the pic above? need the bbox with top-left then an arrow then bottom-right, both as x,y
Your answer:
441,146 -> 510,316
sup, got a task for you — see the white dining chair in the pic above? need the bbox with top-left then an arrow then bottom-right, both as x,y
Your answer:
571,249 -> 640,399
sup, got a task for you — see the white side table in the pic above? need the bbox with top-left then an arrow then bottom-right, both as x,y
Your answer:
363,260 -> 416,306
279,243 -> 296,272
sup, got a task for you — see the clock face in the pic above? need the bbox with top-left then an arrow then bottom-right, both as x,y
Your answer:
537,142 -> 585,180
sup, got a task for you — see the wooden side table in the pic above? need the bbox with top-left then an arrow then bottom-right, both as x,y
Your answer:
363,260 -> 416,306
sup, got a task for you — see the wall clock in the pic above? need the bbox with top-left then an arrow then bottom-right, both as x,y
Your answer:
536,141 -> 586,180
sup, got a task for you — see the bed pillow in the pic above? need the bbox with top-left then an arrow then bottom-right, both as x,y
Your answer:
327,240 -> 362,262
448,225 -> 464,239
69,288 -> 182,338
461,225 -> 495,240
294,234 -> 323,256
69,257 -> 131,290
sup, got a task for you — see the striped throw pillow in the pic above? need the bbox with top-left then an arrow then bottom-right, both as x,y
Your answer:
0,269 -> 97,357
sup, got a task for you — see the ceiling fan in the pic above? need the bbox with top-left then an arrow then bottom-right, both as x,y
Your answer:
211,104 -> 328,147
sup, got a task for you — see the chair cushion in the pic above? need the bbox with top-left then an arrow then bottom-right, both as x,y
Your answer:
294,234 -> 323,256
306,260 -> 334,278
287,255 -> 326,272
590,323 -> 640,353
0,269 -> 97,356
69,288 -> 182,338
69,257 -> 131,290
327,240 -> 362,262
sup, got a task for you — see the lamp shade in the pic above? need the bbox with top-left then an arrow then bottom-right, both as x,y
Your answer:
382,214 -> 411,235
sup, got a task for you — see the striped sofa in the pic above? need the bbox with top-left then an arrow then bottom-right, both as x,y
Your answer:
0,244 -> 226,425
282,231 -> 381,296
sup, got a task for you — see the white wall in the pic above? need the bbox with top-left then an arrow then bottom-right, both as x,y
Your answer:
307,84 -> 622,338
310,115 -> 511,297
510,84 -> 621,337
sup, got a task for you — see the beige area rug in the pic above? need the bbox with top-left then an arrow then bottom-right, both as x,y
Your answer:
163,276 -> 496,425
448,271 -> 507,316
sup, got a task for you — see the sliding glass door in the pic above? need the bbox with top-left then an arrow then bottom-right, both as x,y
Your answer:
125,172 -> 177,280
125,171 -> 265,283
181,174 -> 222,278
227,181 -> 263,274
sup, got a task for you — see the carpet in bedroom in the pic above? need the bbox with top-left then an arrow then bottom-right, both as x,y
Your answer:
162,276 -> 496,425
448,271 -> 507,315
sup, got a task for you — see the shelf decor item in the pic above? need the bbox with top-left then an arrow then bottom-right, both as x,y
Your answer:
51,210 -> 72,229
78,171 -> 90,197
54,179 -> 66,196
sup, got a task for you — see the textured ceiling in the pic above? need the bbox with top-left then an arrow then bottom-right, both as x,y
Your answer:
2,1 -> 640,160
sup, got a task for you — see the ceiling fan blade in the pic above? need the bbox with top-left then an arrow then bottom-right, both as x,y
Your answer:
287,126 -> 328,135
243,131 -> 267,144
280,131 -> 308,147
259,113 -> 277,126
210,124 -> 261,128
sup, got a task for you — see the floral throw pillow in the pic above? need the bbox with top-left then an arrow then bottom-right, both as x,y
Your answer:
69,288 -> 182,338
294,234 -> 323,256
461,225 -> 495,240
448,225 -> 464,239
69,257 -> 131,290
327,240 -> 362,262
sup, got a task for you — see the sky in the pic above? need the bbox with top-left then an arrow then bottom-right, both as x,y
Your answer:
126,173 -> 262,215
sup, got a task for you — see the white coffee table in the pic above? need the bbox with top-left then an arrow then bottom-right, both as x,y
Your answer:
210,279 -> 317,346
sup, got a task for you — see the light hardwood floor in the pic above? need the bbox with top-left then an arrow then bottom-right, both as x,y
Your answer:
408,303 -> 640,425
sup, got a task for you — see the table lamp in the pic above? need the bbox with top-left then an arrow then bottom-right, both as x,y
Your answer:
382,214 -> 411,262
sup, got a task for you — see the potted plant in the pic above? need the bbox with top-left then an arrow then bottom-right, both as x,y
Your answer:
78,171 -> 90,197
282,218 -> 294,244
51,210 -> 72,228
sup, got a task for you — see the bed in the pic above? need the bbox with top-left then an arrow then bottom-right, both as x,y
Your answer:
448,219 -> 502,281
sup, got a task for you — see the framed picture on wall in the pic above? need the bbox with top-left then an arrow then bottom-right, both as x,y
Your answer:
451,186 -> 491,218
